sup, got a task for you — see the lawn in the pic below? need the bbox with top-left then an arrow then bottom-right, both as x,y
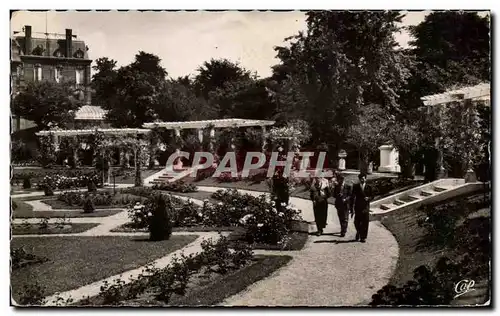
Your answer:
11,235 -> 199,302
112,169 -> 161,184
11,223 -> 99,235
11,199 -> 123,219
80,254 -> 293,306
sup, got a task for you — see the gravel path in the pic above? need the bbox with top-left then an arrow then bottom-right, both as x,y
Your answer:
196,186 -> 400,307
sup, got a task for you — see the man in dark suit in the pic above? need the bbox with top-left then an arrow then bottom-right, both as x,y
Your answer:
350,173 -> 373,242
333,174 -> 351,237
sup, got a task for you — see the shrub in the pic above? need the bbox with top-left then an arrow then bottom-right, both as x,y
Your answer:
148,194 -> 173,241
11,247 -> 49,270
194,166 -> 216,182
217,172 -> 241,183
152,181 -> 198,193
88,180 -> 97,192
17,282 -> 46,306
99,278 -> 127,305
38,217 -> 49,230
83,196 -> 95,213
44,185 -> 54,196
23,178 -> 31,189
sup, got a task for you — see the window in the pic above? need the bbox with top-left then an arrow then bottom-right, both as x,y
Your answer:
75,68 -> 84,85
34,64 -> 42,81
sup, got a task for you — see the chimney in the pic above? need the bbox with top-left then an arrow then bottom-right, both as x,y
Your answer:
24,25 -> 32,54
65,29 -> 72,57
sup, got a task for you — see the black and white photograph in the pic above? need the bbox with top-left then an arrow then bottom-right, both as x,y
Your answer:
7,6 -> 492,308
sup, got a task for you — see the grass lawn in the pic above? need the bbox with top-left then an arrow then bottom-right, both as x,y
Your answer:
11,235 -> 198,302
81,254 -> 292,306
11,223 -> 99,235
11,199 -> 123,218
378,190 -> 490,305
169,255 -> 292,306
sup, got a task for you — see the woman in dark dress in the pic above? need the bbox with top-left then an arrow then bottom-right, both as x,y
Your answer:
310,176 -> 331,236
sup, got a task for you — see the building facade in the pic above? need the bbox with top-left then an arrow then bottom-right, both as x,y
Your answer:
11,25 -> 102,131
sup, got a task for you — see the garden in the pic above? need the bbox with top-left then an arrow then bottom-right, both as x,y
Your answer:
371,189 -> 490,305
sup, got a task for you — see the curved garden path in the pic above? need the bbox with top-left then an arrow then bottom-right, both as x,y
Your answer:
197,186 -> 399,306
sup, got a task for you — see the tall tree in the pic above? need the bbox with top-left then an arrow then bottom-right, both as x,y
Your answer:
273,11 -> 411,152
12,80 -> 84,130
399,11 -> 491,117
91,57 -> 118,109
194,58 -> 252,100
95,51 -> 168,127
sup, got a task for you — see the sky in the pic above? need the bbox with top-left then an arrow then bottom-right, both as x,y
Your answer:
9,10 -> 486,79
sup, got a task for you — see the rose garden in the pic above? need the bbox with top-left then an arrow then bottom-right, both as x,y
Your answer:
10,11 -> 491,307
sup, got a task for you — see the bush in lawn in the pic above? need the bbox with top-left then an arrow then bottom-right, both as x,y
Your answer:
217,171 -> 242,183
172,200 -> 203,227
87,179 -> 97,192
22,177 -> 31,189
43,185 -> 54,196
370,257 -> 466,306
11,247 -> 49,270
17,282 -> 47,305
83,196 -> 95,213
147,193 -> 173,241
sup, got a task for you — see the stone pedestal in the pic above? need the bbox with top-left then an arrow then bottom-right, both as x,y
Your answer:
338,150 -> 347,171
378,145 -> 401,173
465,168 -> 477,183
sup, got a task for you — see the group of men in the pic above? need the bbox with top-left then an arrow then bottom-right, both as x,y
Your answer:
310,172 -> 372,243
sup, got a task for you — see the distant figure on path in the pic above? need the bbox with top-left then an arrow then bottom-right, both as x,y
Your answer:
271,168 -> 290,212
310,175 -> 331,236
333,174 -> 351,237
350,173 -> 373,243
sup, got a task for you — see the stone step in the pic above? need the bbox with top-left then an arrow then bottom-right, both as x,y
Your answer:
433,186 -> 449,192
402,195 -> 420,202
420,190 -> 434,197
393,199 -> 406,206
380,204 -> 394,211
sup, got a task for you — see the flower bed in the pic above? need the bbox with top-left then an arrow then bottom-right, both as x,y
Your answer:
11,247 -> 49,270
79,236 -> 255,306
48,192 -> 145,209
11,169 -> 101,189
152,181 -> 198,193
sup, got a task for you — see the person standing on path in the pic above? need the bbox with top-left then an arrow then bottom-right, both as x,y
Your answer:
270,168 -> 290,212
310,175 -> 331,236
333,174 -> 351,237
350,173 -> 373,243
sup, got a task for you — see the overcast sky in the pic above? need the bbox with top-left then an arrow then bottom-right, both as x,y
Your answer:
10,10 -> 487,79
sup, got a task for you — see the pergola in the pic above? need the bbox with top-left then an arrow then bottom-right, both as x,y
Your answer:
35,118 -> 276,168
143,118 -> 275,152
421,83 -> 490,106
420,83 -> 490,180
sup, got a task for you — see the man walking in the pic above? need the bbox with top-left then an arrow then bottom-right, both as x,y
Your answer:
333,174 -> 351,237
350,173 -> 373,243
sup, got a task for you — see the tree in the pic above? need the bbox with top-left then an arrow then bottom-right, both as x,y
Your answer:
273,11 -> 411,153
91,57 -> 118,109
94,51 -> 168,127
388,121 -> 423,178
409,11 -> 490,92
399,12 -> 491,118
12,80 -> 84,130
194,58 -> 252,100
346,104 -> 392,172
209,78 -> 278,119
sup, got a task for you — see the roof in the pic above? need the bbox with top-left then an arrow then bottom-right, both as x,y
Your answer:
74,106 -> 107,120
143,118 -> 275,130
13,36 -> 90,59
421,83 -> 490,106
36,128 -> 150,137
